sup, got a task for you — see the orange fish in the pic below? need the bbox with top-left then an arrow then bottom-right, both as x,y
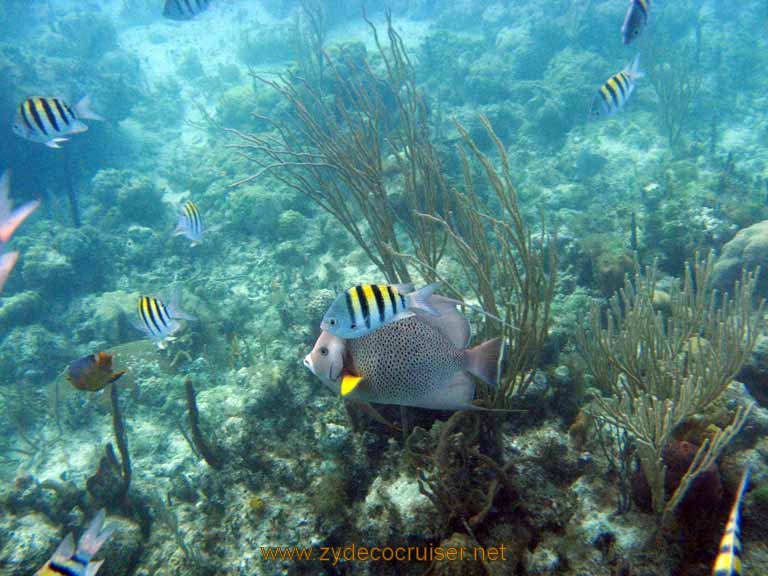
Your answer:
66,352 -> 127,391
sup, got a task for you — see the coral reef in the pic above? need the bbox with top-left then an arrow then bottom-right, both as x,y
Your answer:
1,2 -> 768,576
712,219 -> 768,299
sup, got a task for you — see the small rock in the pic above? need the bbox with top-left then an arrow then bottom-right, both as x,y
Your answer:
712,220 -> 768,298
0,513 -> 60,575
527,545 -> 560,574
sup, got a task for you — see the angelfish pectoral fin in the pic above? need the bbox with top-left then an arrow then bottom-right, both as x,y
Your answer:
340,375 -> 363,396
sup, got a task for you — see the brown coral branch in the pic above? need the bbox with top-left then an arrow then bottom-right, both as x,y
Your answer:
184,380 -> 223,469
110,382 -> 131,501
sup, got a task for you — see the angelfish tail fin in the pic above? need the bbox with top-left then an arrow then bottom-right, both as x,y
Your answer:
463,337 -> 502,387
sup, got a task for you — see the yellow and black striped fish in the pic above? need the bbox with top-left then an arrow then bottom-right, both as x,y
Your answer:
136,294 -> 195,344
589,55 -> 642,120
163,0 -> 211,20
12,95 -> 104,149
174,201 -> 204,243
622,0 -> 651,45
321,283 -> 438,339
712,464 -> 751,576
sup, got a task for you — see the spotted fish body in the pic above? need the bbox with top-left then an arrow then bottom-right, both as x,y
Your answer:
36,509 -> 115,576
12,96 -> 103,149
712,465 -> 751,576
175,201 -> 204,243
589,55 -> 642,120
621,0 -> 651,45
347,316 -> 470,408
163,0 -> 211,20
321,283 -> 438,339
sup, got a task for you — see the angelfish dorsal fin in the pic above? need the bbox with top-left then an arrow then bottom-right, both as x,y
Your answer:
341,375 -> 363,396
413,295 -> 470,348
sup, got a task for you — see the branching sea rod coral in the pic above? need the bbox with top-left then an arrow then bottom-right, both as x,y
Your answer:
226,11 -> 448,284
646,34 -> 703,152
406,412 -> 516,532
412,117 -> 557,406
577,252 -> 764,525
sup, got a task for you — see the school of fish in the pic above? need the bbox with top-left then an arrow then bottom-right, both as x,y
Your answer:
0,1 -> 759,573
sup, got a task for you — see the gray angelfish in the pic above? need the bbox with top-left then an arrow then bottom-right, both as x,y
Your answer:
305,295 -> 502,411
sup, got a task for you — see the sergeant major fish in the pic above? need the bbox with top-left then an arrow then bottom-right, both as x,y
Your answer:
321,283 -> 438,339
712,464 -> 751,576
621,0 -> 651,45
136,294 -> 195,346
589,55 -> 642,120
174,201 -> 204,244
13,96 -> 104,149
0,170 -> 40,293
163,0 -> 211,20
36,509 -> 115,576
306,295 -> 502,411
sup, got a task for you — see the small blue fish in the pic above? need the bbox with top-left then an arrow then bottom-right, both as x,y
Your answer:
36,509 -> 115,576
174,201 -> 204,244
589,55 -> 642,120
712,465 -> 751,576
621,0 -> 651,45
13,96 -> 104,149
163,0 -> 211,20
135,293 -> 195,345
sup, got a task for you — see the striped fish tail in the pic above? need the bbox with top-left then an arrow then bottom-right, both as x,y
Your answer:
626,54 -> 643,80
73,95 -> 105,122
76,509 -> 115,561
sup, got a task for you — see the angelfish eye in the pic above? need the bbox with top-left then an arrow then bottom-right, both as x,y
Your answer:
350,323 -> 357,329
329,319 -> 336,326
320,347 -> 329,356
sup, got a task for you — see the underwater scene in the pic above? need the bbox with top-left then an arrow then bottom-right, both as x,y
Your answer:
1,0 -> 768,574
